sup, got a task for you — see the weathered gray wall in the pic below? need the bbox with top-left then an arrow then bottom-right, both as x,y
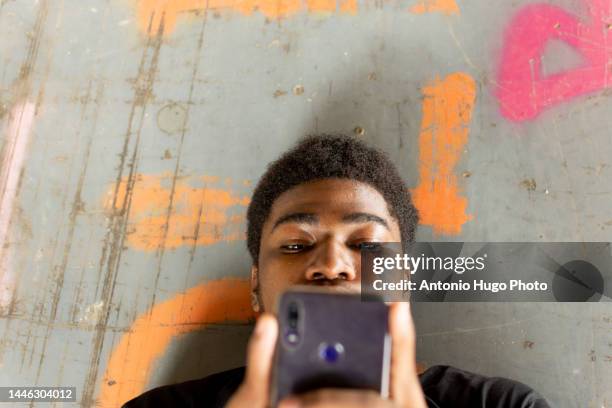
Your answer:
0,0 -> 611,407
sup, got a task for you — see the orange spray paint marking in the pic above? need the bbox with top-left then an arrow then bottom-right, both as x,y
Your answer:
339,0 -> 357,14
411,73 -> 476,235
106,173 -> 250,251
410,0 -> 459,15
98,278 -> 254,408
305,0 -> 336,13
137,0 -> 358,35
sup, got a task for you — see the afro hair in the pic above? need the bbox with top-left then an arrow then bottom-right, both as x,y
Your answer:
246,134 -> 419,265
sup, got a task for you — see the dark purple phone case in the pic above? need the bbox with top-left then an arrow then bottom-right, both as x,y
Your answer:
271,289 -> 390,406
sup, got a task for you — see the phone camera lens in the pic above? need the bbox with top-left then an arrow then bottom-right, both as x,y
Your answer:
319,342 -> 344,363
288,302 -> 299,329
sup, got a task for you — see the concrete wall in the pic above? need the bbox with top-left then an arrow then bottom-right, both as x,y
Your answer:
0,0 -> 611,406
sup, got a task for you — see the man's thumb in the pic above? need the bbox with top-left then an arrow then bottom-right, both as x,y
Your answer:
233,314 -> 278,406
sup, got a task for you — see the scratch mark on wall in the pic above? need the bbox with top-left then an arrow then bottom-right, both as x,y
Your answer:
410,0 -> 459,15
68,81 -> 106,324
149,14 -> 208,313
496,0 -> 612,121
81,20 -> 165,408
33,77 -> 105,391
98,278 -> 254,408
0,0 -> 48,320
0,102 -> 35,313
411,73 -> 476,235
105,174 -> 250,251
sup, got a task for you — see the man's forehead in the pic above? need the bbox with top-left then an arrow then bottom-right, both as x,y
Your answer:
264,179 -> 394,228
270,211 -> 391,232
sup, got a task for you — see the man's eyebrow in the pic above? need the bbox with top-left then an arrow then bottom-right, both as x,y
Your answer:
271,213 -> 318,231
342,212 -> 389,229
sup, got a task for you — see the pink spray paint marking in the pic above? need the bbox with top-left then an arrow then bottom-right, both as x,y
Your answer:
496,0 -> 612,122
0,102 -> 35,311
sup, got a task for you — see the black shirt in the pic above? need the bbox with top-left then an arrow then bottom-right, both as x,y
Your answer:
122,365 -> 551,408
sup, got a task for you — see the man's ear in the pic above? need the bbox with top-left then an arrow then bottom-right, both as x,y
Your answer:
250,265 -> 261,313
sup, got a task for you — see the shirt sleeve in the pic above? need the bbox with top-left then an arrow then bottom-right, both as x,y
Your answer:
419,365 -> 551,408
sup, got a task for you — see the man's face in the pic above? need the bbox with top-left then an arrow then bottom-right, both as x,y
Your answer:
251,178 -> 402,312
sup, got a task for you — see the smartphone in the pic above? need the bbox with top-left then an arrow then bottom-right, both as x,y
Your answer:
270,287 -> 391,406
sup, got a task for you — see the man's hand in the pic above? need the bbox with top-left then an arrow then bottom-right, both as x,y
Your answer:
225,303 -> 428,408
225,314 -> 278,408
386,302 -> 428,408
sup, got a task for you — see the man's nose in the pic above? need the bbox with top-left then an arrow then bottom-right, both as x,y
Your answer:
304,239 -> 357,281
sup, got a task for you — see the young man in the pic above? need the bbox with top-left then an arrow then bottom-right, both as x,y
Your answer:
124,135 -> 550,408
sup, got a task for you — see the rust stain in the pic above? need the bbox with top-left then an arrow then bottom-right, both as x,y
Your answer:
353,126 -> 365,136
411,73 -> 476,235
293,84 -> 305,95
273,89 -> 287,98
98,278 -> 254,408
105,173 -> 250,251
136,0 -> 358,35
410,0 -> 459,15
520,178 -> 537,192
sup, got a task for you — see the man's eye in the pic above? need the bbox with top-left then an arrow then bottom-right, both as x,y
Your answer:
281,243 -> 308,253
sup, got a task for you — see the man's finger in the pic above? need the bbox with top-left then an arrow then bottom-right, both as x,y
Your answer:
389,302 -> 426,407
242,313 -> 278,402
